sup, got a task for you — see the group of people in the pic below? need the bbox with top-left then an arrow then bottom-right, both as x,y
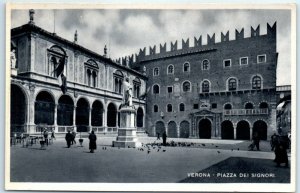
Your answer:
43,128 -> 55,146
65,130 -> 97,153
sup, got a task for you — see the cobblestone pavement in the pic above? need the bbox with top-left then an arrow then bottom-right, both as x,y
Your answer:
10,137 -> 290,183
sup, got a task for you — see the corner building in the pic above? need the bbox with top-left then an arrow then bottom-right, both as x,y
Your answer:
132,23 -> 277,140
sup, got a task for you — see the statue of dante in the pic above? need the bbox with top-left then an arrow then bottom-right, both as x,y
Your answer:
123,76 -> 133,107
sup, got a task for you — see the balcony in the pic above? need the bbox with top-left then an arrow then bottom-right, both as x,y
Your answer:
224,108 -> 268,116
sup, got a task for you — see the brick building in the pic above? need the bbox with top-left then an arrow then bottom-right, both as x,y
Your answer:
10,12 -> 147,136
131,23 -> 278,140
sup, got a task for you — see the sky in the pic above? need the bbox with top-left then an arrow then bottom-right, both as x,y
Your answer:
11,9 -> 291,85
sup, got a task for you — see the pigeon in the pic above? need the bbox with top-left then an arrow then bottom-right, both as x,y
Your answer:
202,144 -> 206,146
215,146 -> 219,148
147,150 -> 151,154
157,149 -> 160,152
162,150 -> 166,152
237,148 -> 240,151
217,151 -> 220,154
231,149 -> 233,151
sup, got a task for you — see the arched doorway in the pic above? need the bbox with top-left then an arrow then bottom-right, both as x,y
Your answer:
221,120 -> 234,139
107,103 -> 117,127
236,120 -> 250,140
155,121 -> 165,136
180,121 -> 190,138
253,120 -> 268,140
11,84 -> 27,133
199,119 -> 211,139
168,121 -> 177,138
57,95 -> 74,126
35,91 -> 55,125
136,107 -> 144,128
76,98 -> 90,132
91,100 -> 103,127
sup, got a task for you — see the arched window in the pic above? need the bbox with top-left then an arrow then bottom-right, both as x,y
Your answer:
167,65 -> 174,74
228,78 -> 237,91
245,102 -> 254,109
259,102 -> 268,109
133,77 -> 141,98
167,104 -> 172,112
182,81 -> 191,92
85,59 -> 99,87
153,84 -> 160,94
47,45 -> 67,78
202,59 -> 210,70
113,70 -> 123,94
202,80 -> 210,93
183,62 -> 190,72
153,105 -> 158,112
153,67 -> 159,76
179,103 -> 185,111
224,103 -> 232,110
252,76 -> 262,89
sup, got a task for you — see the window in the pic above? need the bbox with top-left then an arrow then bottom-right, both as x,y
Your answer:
193,104 -> 199,109
182,81 -> 191,92
259,102 -> 268,109
202,59 -> 210,70
167,86 -> 173,93
133,78 -> 141,98
202,80 -> 210,93
153,67 -> 159,76
257,54 -> 266,63
153,105 -> 158,112
240,57 -> 248,65
212,103 -> 217,109
167,104 -> 173,112
85,59 -> 99,88
228,78 -> 237,91
245,103 -> 254,109
183,62 -> 190,72
153,84 -> 160,94
167,65 -> 174,74
179,103 -> 185,111
47,45 -> 67,78
252,76 -> 262,89
223,59 -> 231,68
113,70 -> 123,94
224,103 -> 232,110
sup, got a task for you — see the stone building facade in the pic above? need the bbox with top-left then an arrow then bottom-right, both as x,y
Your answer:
131,23 -> 278,140
10,22 -> 147,135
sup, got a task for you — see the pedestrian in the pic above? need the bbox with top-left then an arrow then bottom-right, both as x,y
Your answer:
51,129 -> 56,140
43,128 -> 49,146
274,136 -> 289,167
162,131 -> 167,146
270,133 -> 279,151
71,130 -> 77,145
65,130 -> 73,148
157,132 -> 160,140
252,132 -> 260,151
89,130 -> 97,153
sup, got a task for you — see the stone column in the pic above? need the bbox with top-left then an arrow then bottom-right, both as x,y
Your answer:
73,106 -> 76,132
89,108 -> 92,132
233,124 -> 237,140
176,124 -> 180,138
250,124 -> 253,140
27,84 -> 35,134
54,104 -> 58,132
269,102 -> 277,138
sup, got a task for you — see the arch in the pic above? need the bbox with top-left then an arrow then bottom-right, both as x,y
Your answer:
57,95 -> 74,126
201,79 -> 211,93
245,102 -> 254,109
76,98 -> 90,132
198,118 -> 211,139
153,84 -> 160,94
167,64 -> 174,74
180,121 -> 190,138
236,120 -> 250,140
167,104 -> 172,112
11,84 -> 27,132
221,120 -> 234,139
259,102 -> 268,109
179,103 -> 185,112
183,62 -> 190,72
155,121 -> 165,135
168,121 -> 177,138
202,59 -> 210,70
153,105 -> 159,112
91,100 -> 103,126
251,75 -> 263,89
153,67 -> 159,76
182,81 -> 191,92
34,91 -> 55,125
86,59 -> 98,68
137,107 -> 144,127
107,103 -> 117,127
49,45 -> 66,56
114,70 -> 123,77
224,103 -> 232,110
227,77 -> 238,91
253,120 -> 268,140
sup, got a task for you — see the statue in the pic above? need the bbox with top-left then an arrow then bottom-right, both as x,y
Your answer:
122,76 -> 132,107
10,49 -> 16,68
29,9 -> 35,24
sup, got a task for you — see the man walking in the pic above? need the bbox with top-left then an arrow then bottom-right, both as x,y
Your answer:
65,130 -> 73,148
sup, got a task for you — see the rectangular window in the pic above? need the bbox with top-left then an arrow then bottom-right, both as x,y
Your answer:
240,57 -> 248,65
167,86 -> 173,93
212,103 -> 217,109
193,104 -> 199,109
257,54 -> 266,63
223,59 -> 231,67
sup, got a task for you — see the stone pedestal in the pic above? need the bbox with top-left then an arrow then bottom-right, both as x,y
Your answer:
112,106 -> 141,148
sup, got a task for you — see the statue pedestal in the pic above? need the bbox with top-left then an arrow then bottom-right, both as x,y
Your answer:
112,106 -> 141,148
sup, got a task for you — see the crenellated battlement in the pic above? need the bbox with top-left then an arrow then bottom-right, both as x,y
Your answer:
116,22 -> 276,67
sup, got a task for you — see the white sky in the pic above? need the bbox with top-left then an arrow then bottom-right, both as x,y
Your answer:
11,9 -> 291,85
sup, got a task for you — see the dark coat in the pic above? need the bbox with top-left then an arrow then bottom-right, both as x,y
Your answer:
65,132 -> 73,142
89,133 -> 97,150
